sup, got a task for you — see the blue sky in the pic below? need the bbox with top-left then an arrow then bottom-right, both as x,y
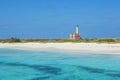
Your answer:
0,0 -> 120,38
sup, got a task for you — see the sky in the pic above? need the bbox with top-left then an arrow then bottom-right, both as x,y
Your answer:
0,0 -> 120,39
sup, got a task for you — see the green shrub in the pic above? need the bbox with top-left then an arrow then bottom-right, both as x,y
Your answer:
9,37 -> 21,42
97,39 -> 115,43
1,37 -> 21,43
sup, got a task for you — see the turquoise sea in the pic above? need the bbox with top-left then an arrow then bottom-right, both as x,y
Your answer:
0,48 -> 120,80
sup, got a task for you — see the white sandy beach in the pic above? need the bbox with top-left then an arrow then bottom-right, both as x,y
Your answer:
0,43 -> 120,54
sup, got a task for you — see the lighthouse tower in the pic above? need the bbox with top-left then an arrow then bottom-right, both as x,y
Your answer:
70,25 -> 80,40
76,25 -> 79,34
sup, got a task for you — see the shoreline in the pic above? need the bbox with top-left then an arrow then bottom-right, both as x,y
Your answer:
0,42 -> 120,54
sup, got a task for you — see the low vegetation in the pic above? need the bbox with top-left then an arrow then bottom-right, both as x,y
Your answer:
0,38 -> 120,43
0,37 -> 21,43
97,39 -> 115,43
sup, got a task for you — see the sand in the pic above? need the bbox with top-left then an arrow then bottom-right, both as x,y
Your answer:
0,42 -> 120,54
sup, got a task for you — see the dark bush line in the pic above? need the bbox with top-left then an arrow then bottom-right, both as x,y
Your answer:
0,38 -> 120,43
0,37 -> 21,43
97,39 -> 115,43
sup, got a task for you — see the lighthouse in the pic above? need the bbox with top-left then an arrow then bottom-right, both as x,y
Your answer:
70,25 -> 80,40
76,25 -> 79,34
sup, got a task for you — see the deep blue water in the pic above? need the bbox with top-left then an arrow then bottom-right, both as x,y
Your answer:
0,48 -> 120,80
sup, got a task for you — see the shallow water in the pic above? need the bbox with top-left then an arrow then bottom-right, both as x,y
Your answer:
0,48 -> 120,80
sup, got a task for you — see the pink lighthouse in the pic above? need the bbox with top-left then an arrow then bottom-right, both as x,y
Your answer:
70,25 -> 80,40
